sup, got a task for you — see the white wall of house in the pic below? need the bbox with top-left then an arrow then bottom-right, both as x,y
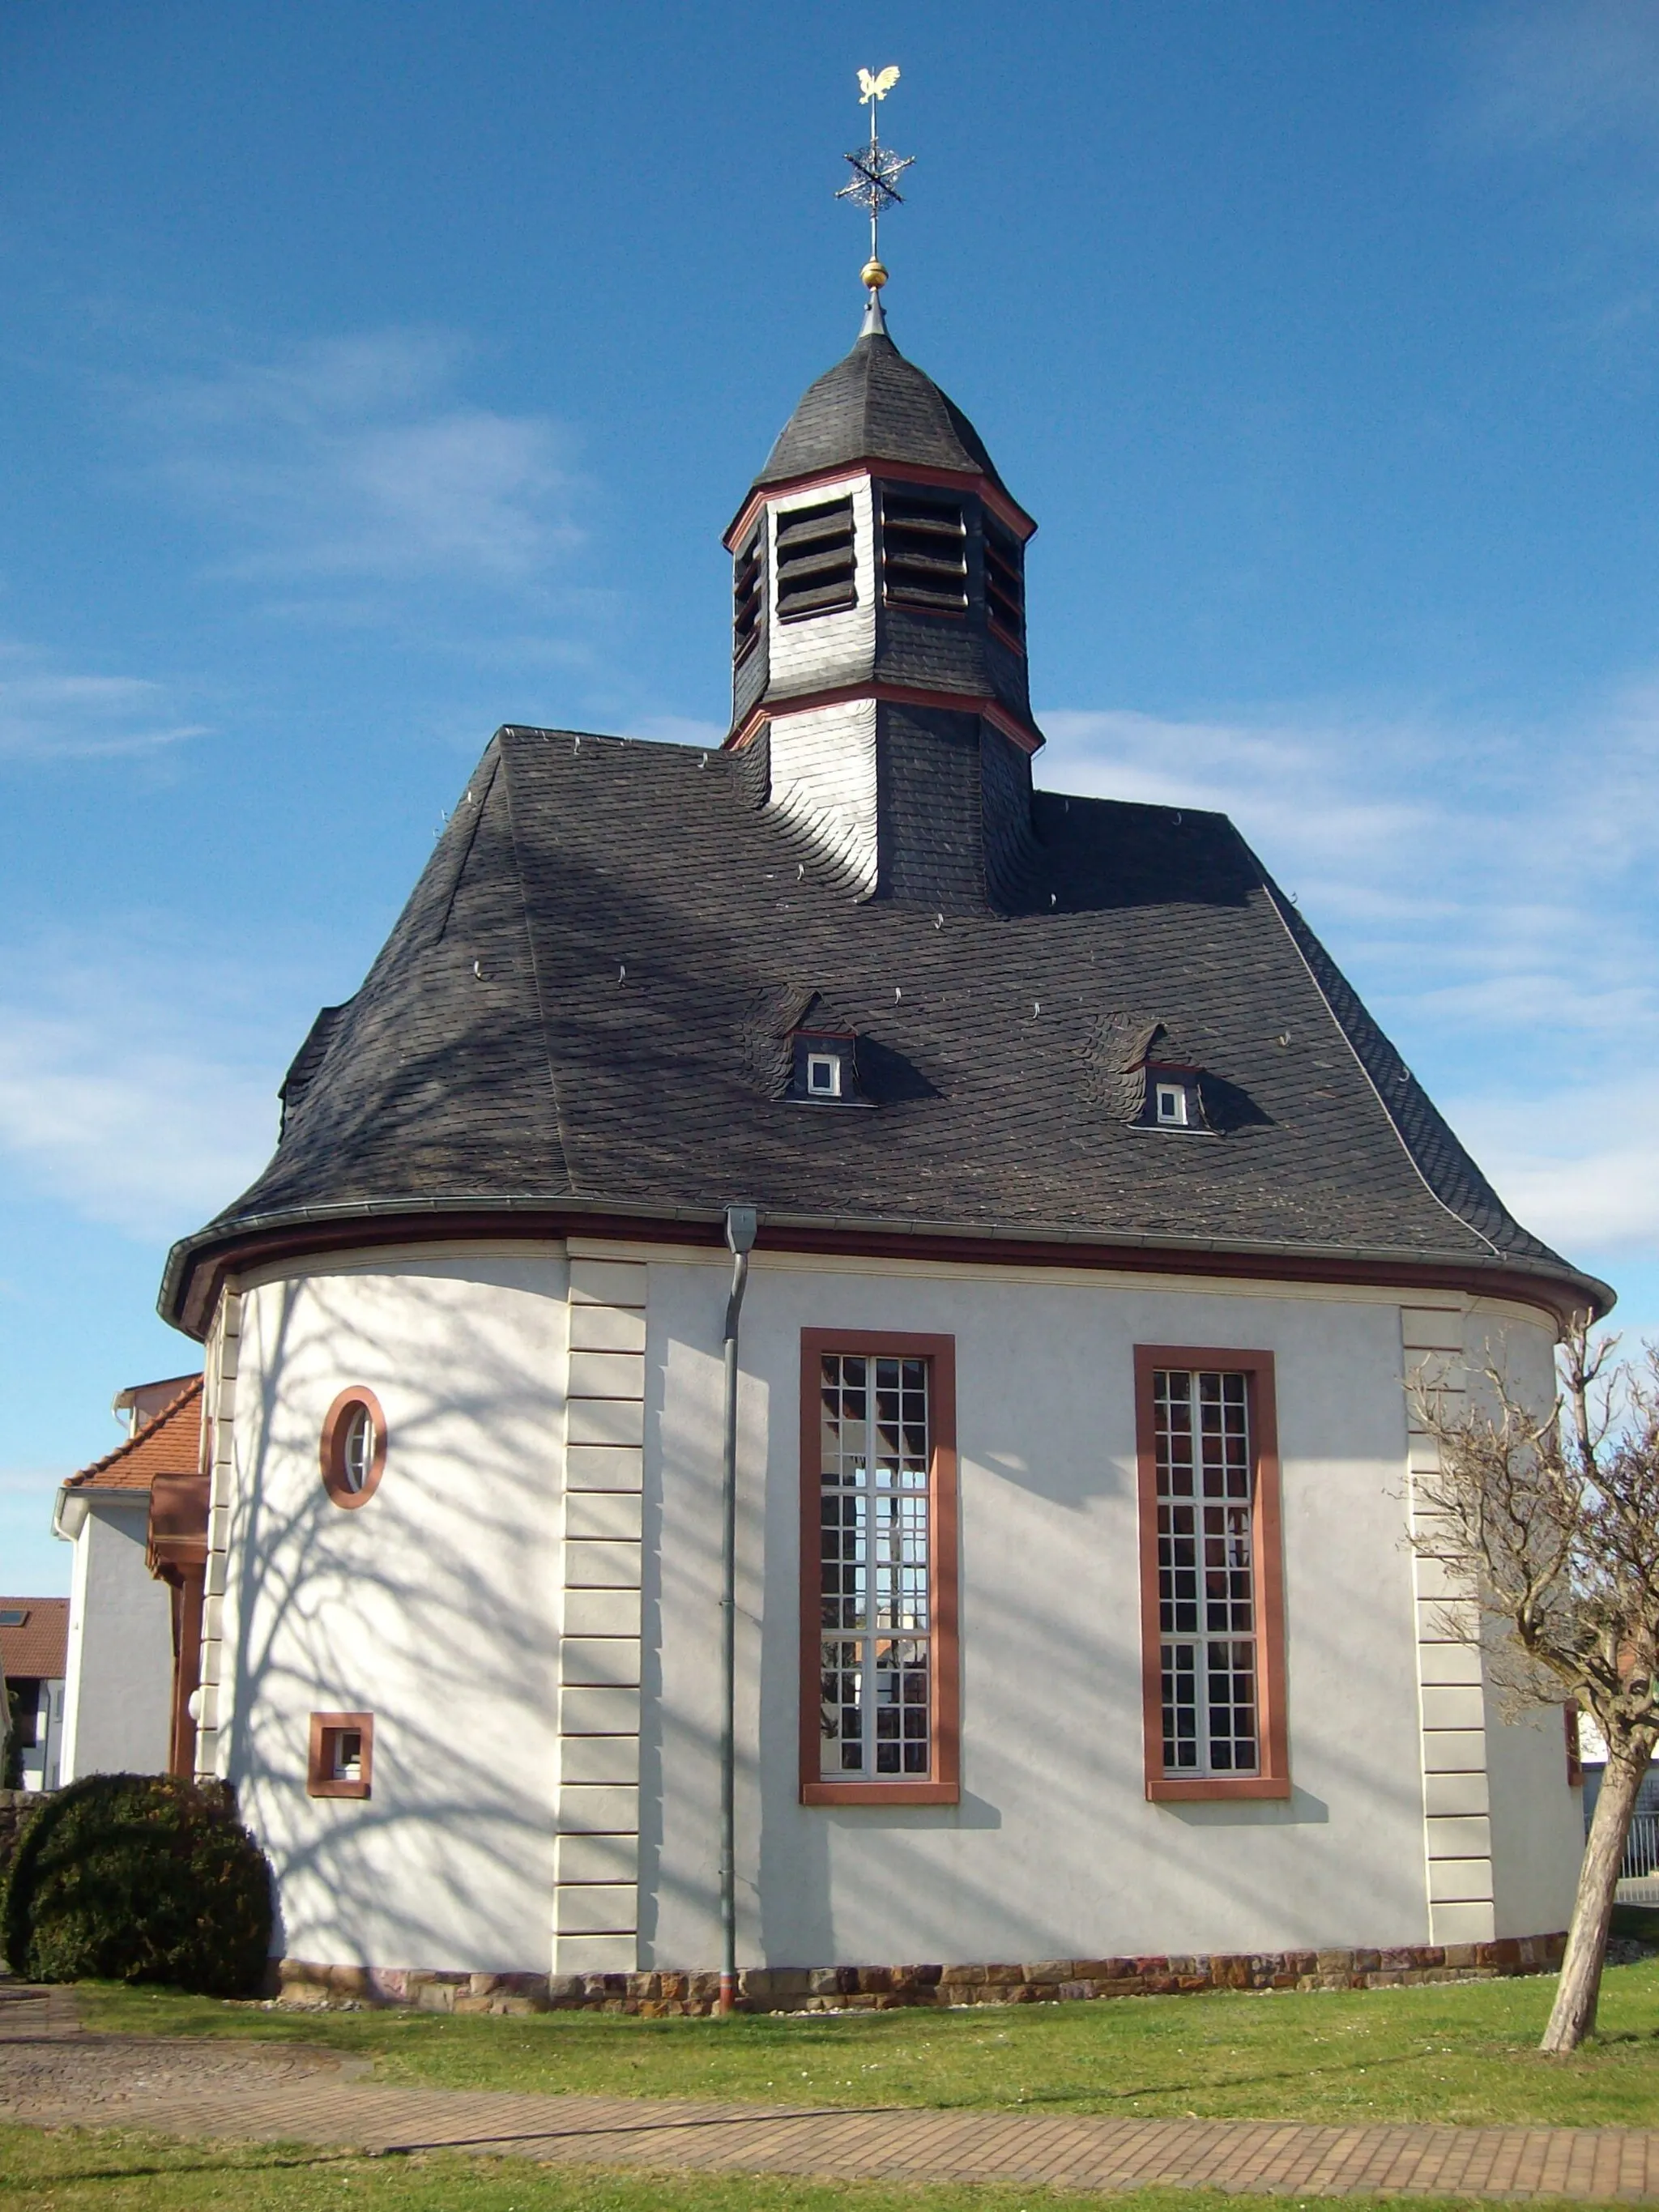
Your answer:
216,1247 -> 569,1974
15,1677 -> 65,1791
215,1240 -> 1580,1975
59,1498 -> 173,1780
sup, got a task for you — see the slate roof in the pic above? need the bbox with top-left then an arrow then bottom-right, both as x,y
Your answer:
161,727 -> 1606,1328
64,1376 -> 203,1493
753,330 -> 1010,497
0,1600 -> 68,1681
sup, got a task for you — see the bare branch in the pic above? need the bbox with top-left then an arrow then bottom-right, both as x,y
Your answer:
1407,1326 -> 1659,2049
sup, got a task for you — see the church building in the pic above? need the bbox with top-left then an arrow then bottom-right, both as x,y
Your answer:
157,263 -> 1606,2010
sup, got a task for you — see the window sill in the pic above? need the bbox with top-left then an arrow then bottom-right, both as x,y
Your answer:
1147,1775 -> 1290,1803
802,1780 -> 959,1806
308,1776 -> 371,1801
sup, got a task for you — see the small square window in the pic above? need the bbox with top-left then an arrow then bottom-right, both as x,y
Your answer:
309,1711 -> 373,1799
1155,1083 -> 1188,1127
807,1052 -> 842,1098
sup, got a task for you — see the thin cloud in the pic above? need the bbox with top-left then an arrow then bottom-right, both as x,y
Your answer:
0,644 -> 208,761
0,935 -> 309,1244
1449,1082 -> 1659,1255
130,328 -> 582,595
1464,1 -> 1659,153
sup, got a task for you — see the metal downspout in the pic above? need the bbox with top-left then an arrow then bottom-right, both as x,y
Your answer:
718,1204 -> 758,2017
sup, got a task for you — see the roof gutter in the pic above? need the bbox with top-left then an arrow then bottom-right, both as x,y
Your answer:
52,1486 -> 87,1543
159,1189 -> 1614,1341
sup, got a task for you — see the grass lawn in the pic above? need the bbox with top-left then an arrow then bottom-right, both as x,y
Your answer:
0,2125 -> 1639,2212
74,1954 -> 1659,2129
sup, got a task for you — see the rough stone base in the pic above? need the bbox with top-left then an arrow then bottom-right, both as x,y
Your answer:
278,1933 -> 1567,2017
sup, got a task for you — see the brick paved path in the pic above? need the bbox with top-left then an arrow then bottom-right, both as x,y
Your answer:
5,1980 -> 1659,2200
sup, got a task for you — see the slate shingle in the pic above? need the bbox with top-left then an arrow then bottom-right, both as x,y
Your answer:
755,332 -> 1010,496
161,725 -> 1606,1326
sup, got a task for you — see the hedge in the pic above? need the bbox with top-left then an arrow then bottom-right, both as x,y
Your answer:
1,1772 -> 272,1995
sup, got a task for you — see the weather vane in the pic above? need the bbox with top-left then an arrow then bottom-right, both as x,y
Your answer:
838,66 -> 911,303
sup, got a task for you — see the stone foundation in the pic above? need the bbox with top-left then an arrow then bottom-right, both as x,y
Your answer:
278,1931 -> 1567,2016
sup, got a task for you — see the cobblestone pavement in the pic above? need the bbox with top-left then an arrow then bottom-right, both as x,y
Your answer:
5,1980 -> 1659,2199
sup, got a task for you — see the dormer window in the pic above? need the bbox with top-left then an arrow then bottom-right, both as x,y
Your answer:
1141,1063 -> 1207,1132
881,487 -> 968,613
983,512 -> 1025,648
776,497 -> 857,621
788,1026 -> 870,1106
733,526 -> 763,664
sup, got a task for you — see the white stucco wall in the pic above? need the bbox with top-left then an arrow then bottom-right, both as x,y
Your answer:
60,1498 -> 173,1780
218,1237 -> 1572,1975
218,1248 -> 569,1972
651,1258 -> 1431,1970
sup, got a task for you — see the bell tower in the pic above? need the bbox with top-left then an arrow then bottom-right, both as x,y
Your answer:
720,71 -> 1043,913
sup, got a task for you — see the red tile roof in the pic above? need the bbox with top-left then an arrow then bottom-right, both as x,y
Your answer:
65,1375 -> 204,1494
0,1597 -> 69,1681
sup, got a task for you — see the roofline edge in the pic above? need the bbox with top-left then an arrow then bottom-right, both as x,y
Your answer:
158,1194 -> 1614,1341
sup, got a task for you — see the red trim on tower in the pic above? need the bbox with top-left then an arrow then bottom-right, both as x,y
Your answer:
726,684 -> 1043,757
724,460 -> 1035,552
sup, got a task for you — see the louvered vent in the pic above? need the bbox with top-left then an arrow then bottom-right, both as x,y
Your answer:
776,497 -> 857,621
732,526 -> 763,663
881,487 -> 968,613
983,513 -> 1026,646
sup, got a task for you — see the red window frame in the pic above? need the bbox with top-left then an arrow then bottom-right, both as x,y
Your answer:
800,1329 -> 960,1805
308,1711 -> 373,1800
319,1387 -> 388,1510
1135,1345 -> 1290,1801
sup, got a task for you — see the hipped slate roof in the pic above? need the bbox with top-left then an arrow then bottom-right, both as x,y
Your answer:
754,330 -> 1009,496
64,1376 -> 203,1494
161,727 -> 1606,1329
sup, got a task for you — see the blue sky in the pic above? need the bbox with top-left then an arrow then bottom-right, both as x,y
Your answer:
4,1 -> 1657,1591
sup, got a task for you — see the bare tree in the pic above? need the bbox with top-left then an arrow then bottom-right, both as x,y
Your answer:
1412,1317 -> 1659,2052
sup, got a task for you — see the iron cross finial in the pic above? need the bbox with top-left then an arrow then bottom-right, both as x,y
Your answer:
838,65 -> 911,301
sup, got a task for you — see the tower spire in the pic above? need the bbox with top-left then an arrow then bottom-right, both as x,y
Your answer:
838,65 -> 911,326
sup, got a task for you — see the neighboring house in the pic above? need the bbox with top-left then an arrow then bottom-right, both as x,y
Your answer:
0,1600 -> 68,1790
154,294 -> 1605,2003
53,1375 -> 201,1781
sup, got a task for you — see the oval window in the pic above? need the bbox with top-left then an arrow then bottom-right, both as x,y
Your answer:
320,1387 -> 387,1509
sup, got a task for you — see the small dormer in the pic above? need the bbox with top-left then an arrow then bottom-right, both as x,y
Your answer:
788,995 -> 871,1107
1089,1013 -> 1215,1134
1141,1059 -> 1209,1134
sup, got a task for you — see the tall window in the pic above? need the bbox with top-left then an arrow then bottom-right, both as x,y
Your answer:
1155,1369 -> 1257,1775
1135,1347 -> 1288,1801
820,1353 -> 932,1777
800,1331 -> 958,1805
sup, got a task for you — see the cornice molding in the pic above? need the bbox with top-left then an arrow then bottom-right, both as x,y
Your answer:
161,1196 -> 1604,1342
725,459 -> 1036,553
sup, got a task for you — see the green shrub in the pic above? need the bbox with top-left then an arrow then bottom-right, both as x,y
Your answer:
1,1772 -> 272,1995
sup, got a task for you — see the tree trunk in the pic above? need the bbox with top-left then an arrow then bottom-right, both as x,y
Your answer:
1542,1737 -> 1651,2052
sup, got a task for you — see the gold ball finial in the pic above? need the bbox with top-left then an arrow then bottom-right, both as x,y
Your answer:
861,258 -> 889,292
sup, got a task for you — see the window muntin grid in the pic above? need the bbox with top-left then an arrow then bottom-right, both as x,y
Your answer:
818,1353 -> 932,1779
1154,1368 -> 1259,1777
